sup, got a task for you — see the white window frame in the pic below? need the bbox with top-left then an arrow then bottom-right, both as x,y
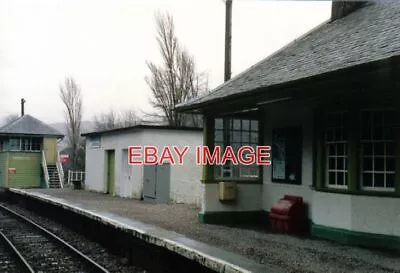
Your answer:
360,109 -> 396,192
325,111 -> 348,189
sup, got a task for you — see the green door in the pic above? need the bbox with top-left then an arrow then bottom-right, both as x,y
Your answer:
107,150 -> 115,194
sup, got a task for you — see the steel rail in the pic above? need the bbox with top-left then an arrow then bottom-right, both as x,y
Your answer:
0,204 -> 110,273
0,231 -> 35,273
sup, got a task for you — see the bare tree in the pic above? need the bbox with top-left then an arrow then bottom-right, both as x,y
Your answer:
93,109 -> 139,131
120,109 -> 139,128
0,113 -> 19,126
60,77 -> 84,170
145,12 -> 207,127
93,109 -> 118,131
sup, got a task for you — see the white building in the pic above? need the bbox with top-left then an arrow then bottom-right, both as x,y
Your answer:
175,2 -> 400,249
82,125 -> 203,206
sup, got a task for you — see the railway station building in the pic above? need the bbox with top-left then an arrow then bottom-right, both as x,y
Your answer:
176,1 -> 400,249
82,125 -> 204,206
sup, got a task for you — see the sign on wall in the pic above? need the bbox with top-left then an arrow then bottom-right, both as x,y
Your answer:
8,168 -> 16,174
89,136 -> 101,149
60,154 -> 70,164
271,127 -> 302,185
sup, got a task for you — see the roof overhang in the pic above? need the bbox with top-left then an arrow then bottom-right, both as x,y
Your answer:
175,55 -> 400,115
81,124 -> 203,137
0,133 -> 64,138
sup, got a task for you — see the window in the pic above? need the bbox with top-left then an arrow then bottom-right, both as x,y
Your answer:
360,109 -> 396,191
5,137 -> 41,152
325,112 -> 348,188
214,118 -> 260,180
31,138 -> 41,151
9,138 -> 21,151
320,107 -> 399,193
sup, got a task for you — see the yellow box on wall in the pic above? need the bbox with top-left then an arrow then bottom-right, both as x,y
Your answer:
218,181 -> 237,201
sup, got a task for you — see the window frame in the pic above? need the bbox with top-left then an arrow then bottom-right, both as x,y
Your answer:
324,111 -> 349,189
213,117 -> 261,182
5,137 -> 42,152
359,108 -> 397,192
317,106 -> 399,195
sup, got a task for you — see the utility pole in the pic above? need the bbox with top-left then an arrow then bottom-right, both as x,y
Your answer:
224,0 -> 232,82
21,98 -> 26,116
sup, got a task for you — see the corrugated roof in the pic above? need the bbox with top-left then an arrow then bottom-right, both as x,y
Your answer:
176,2 -> 400,111
0,114 -> 64,137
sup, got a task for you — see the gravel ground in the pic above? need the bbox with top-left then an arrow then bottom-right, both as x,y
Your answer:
0,201 -> 148,273
23,188 -> 400,273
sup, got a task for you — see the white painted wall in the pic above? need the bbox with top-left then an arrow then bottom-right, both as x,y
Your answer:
261,102 -> 400,237
135,129 -> 203,206
201,184 -> 263,213
313,192 -> 400,237
262,102 -> 314,217
84,128 -> 203,205
85,148 -> 106,192
312,191 -> 352,229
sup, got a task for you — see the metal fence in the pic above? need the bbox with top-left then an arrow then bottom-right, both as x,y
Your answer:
67,170 -> 85,185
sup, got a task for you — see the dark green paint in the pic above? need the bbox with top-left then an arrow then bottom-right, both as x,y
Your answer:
314,108 -> 325,190
314,102 -> 400,197
312,223 -> 400,250
201,116 -> 214,184
396,127 -> 400,194
107,150 -> 115,194
347,108 -> 359,192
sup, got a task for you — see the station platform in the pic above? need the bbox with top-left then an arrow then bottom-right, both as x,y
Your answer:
6,188 -> 400,273
7,188 -> 281,273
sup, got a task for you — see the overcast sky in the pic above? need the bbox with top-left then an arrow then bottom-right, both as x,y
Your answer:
0,0 -> 331,124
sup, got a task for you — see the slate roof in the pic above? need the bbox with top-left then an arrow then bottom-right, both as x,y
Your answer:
176,1 -> 400,111
0,114 -> 64,138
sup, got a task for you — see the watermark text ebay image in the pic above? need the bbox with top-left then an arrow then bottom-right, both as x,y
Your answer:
128,145 -> 271,166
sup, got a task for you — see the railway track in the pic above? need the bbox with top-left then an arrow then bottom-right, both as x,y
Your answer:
0,204 -> 110,273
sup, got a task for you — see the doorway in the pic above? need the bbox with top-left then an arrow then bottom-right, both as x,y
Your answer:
106,150 -> 115,194
143,164 -> 170,203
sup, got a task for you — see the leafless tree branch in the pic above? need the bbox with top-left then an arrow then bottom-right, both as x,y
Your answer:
59,77 -> 84,170
145,11 -> 208,127
93,108 -> 139,131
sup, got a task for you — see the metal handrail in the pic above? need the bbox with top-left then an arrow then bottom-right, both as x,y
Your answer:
41,151 -> 49,188
56,152 -> 64,188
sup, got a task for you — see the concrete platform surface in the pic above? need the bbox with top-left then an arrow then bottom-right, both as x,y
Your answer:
7,188 -> 400,273
8,188 -> 282,273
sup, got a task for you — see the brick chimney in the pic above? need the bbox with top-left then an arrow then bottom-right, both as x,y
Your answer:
21,98 -> 25,116
331,1 -> 368,21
